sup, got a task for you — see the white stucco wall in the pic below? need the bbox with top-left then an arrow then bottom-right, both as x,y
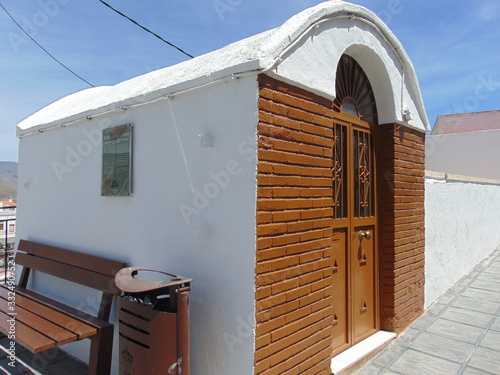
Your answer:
426,130 -> 500,180
16,76 -> 259,375
425,172 -> 500,307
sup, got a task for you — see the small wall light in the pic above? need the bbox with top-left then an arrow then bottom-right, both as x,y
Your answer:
402,107 -> 412,122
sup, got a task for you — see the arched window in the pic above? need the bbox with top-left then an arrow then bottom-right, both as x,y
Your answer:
334,54 -> 378,124
341,98 -> 359,116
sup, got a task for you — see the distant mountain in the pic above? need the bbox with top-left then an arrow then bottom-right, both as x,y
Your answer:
0,161 -> 18,201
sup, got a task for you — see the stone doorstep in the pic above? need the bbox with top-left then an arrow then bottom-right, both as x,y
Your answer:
331,331 -> 397,374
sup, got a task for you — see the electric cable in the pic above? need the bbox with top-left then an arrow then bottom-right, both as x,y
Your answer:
0,2 -> 94,87
98,0 -> 194,59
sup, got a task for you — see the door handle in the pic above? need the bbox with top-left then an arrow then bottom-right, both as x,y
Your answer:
358,230 -> 372,241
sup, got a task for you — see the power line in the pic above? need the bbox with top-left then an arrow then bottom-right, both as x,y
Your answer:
98,0 -> 194,59
0,2 -> 94,87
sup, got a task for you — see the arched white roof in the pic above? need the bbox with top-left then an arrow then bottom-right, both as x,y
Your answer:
17,0 -> 429,136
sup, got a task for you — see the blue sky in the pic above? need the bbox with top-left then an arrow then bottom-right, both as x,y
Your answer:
1,0 -> 499,161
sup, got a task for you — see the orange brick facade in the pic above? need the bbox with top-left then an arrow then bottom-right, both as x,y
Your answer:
254,75 -> 425,374
255,75 -> 334,375
378,124 -> 426,332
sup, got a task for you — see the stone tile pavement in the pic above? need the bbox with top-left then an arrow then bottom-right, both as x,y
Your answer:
0,337 -> 86,374
353,247 -> 500,375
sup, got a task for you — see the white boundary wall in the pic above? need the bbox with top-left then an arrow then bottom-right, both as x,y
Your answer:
425,171 -> 500,307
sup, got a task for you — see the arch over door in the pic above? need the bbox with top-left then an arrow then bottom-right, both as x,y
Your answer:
331,55 -> 380,355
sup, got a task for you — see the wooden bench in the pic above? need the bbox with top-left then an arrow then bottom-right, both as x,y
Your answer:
0,239 -> 127,375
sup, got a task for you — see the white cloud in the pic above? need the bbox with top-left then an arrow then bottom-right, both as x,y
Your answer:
477,1 -> 500,21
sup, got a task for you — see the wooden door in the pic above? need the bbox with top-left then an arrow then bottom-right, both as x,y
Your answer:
331,115 -> 379,355
330,54 -> 380,355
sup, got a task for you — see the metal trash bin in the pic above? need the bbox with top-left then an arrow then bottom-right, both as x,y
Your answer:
115,267 -> 192,375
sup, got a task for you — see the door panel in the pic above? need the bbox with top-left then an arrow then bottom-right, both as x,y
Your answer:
352,225 -> 376,343
331,119 -> 378,354
331,228 -> 348,352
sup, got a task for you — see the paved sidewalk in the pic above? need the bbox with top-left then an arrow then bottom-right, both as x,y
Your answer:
0,338 -> 86,375
353,247 -> 500,375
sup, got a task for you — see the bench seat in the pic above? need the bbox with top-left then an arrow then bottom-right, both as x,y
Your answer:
0,240 -> 127,375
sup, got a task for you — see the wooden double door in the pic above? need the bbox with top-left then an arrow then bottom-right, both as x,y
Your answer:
331,114 -> 379,355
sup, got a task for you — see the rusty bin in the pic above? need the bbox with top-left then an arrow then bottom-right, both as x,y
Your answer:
115,267 -> 192,375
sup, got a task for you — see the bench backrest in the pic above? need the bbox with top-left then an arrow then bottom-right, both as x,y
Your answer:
16,239 -> 127,320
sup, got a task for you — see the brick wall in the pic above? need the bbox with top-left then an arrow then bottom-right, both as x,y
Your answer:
255,74 -> 334,375
378,123 -> 426,332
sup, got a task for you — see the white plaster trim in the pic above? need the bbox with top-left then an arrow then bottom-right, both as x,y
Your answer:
425,170 -> 446,180
17,66 -> 263,137
330,331 -> 397,374
425,170 -> 500,186
446,174 -> 500,185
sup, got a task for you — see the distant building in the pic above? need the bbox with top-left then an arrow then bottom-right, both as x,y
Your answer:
426,110 -> 500,180
0,198 -> 16,249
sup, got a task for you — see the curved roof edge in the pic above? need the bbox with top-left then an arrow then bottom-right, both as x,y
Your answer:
17,0 -> 429,136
